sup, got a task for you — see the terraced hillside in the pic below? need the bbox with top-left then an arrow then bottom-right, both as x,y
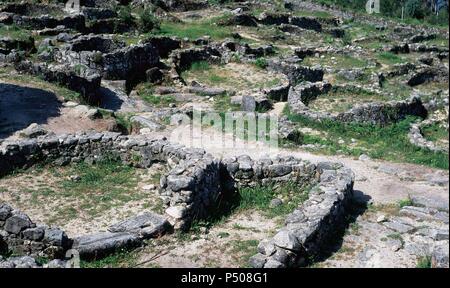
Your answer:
0,0 -> 448,268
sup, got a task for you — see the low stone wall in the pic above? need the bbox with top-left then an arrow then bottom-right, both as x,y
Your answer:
407,66 -> 449,87
222,155 -> 317,189
335,97 -> 428,124
143,36 -> 182,59
171,46 -> 222,73
288,81 -> 332,106
0,132 -> 355,266
268,60 -> 324,85
14,60 -> 102,105
0,203 -> 72,260
408,122 -> 447,153
12,14 -> 85,31
222,12 -> 323,32
55,35 -> 160,84
160,154 -> 223,230
288,82 -> 428,125
249,162 -> 354,268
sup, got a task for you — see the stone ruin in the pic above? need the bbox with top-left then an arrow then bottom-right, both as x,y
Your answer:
0,0 -> 448,269
287,82 -> 429,125
0,131 -> 354,267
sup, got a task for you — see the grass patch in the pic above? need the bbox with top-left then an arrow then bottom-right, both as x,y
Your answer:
52,157 -> 142,220
228,239 -> 259,268
1,156 -> 148,226
285,106 -> 449,169
254,57 -> 268,69
307,87 -> 391,113
398,197 -> 414,208
238,182 -> 310,217
376,52 -> 406,65
113,113 -> 134,134
421,123 -> 449,143
294,10 -> 334,18
302,54 -> 368,69
155,17 -> 232,40
213,93 -> 241,113
416,256 -> 432,268
0,25 -> 31,41
190,61 -> 211,71
80,249 -> 138,268
181,62 -> 286,91
135,83 -> 176,107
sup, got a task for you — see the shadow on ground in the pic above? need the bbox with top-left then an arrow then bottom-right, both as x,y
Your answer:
97,86 -> 125,111
311,190 -> 371,264
0,83 -> 62,139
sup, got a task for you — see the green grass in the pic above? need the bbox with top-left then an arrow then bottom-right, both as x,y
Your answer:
421,123 -> 449,143
185,181 -> 310,235
285,107 -> 449,169
229,239 -> 259,268
80,249 -> 138,268
376,52 -> 406,65
0,156 -> 148,226
398,197 -> 414,208
312,0 -> 449,27
181,61 -> 285,92
141,94 -> 176,106
190,61 -> 211,71
136,83 -> 176,107
294,10 -> 334,18
302,54 -> 368,69
307,86 -> 392,113
213,93 -> 241,113
416,256 -> 432,268
52,157 -> 142,219
0,25 -> 31,41
155,17 -> 232,40
254,57 -> 268,69
113,113 -> 134,133
238,182 -> 310,217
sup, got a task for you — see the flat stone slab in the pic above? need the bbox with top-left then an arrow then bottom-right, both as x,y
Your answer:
72,232 -> 141,260
411,195 -> 449,212
400,206 -> 448,223
108,212 -> 171,239
383,220 -> 415,234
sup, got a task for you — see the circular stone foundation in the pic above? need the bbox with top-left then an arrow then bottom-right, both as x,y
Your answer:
0,132 -> 354,267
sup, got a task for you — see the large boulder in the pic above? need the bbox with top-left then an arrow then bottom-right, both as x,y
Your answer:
4,211 -> 33,234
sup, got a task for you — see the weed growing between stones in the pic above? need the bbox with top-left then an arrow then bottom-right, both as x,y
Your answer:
416,255 -> 432,268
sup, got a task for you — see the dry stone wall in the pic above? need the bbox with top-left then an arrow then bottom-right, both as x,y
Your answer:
1,132 -> 355,266
288,82 -> 428,125
249,162 -> 354,268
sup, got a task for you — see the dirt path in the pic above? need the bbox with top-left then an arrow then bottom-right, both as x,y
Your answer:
171,124 -> 449,206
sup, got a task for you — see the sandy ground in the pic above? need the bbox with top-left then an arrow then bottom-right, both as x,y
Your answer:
135,211 -> 282,268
